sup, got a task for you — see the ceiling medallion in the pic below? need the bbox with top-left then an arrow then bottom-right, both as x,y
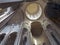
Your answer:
25,2 -> 42,20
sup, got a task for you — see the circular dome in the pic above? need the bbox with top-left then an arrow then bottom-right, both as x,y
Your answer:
26,3 -> 39,15
26,2 -> 42,20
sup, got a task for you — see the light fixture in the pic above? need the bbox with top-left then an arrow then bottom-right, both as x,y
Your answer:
25,2 -> 42,20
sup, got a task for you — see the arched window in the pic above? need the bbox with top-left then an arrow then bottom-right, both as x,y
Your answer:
31,22 -> 43,37
23,37 -> 27,45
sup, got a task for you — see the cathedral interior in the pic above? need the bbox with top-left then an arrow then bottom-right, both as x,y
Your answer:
0,0 -> 60,45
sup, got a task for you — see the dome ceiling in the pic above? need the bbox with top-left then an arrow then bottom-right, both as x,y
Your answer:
25,2 -> 42,20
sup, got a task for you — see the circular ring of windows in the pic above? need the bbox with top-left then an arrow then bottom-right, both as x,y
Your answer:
25,2 -> 42,20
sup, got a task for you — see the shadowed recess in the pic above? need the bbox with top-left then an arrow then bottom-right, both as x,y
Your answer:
5,32 -> 17,45
31,22 -> 43,37
0,33 -> 6,43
